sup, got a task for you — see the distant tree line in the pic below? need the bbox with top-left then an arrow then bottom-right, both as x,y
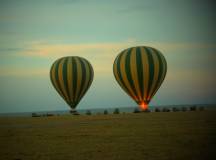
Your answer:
32,113 -> 54,117
75,105 -> 206,117
153,105 -> 205,112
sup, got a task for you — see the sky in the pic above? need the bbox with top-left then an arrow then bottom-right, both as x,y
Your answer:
0,0 -> 215,113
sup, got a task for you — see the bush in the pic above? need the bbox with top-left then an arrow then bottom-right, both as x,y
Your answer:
155,108 -> 160,112
143,109 -> 151,113
32,113 -> 40,117
104,110 -> 108,115
190,106 -> 197,111
172,107 -> 179,112
86,110 -> 92,115
162,108 -> 170,112
46,113 -> 54,117
133,108 -> 141,113
113,108 -> 120,114
181,107 -> 187,112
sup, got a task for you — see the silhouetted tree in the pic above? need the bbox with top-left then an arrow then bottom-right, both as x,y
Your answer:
113,108 -> 120,114
32,113 -> 40,117
133,108 -> 141,113
190,106 -> 197,111
162,108 -> 170,112
143,109 -> 151,113
155,108 -> 161,112
104,110 -> 108,115
86,110 -> 92,115
172,107 -> 179,112
46,113 -> 54,117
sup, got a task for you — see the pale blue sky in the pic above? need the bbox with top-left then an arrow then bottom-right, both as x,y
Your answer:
0,0 -> 215,113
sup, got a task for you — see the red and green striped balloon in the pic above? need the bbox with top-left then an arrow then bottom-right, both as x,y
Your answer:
50,56 -> 94,110
113,46 -> 167,110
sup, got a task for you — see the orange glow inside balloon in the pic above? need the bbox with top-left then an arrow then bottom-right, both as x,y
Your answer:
139,102 -> 148,111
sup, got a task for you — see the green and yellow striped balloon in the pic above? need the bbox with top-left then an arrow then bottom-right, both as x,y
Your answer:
50,56 -> 94,110
113,46 -> 167,110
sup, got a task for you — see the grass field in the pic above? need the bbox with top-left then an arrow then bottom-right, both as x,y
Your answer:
0,110 -> 216,160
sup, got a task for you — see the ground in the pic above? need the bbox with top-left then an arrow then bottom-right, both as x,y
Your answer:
0,110 -> 216,160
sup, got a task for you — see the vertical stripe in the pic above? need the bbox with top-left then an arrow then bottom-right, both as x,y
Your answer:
145,47 -> 154,102
152,52 -> 167,98
72,58 -> 77,102
77,58 -> 87,101
140,47 -> 149,102
77,59 -> 90,101
159,52 -> 167,84
113,53 -> 134,98
85,61 -> 93,92
147,48 -> 160,100
58,58 -> 70,103
50,61 -> 66,101
136,47 -> 144,100
130,48 -> 142,102
161,52 -> 167,80
55,58 -> 68,102
74,57 -> 82,102
151,52 -> 167,98
116,51 -> 136,100
62,58 -> 70,101
78,59 -> 93,103
79,59 -> 87,94
67,57 -> 73,103
150,48 -> 164,99
120,50 -> 138,101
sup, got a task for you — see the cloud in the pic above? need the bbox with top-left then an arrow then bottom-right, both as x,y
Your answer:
19,40 -> 216,58
1,40 -> 215,77
19,41 -> 129,57
18,40 -> 216,71
0,67 -> 48,77
0,47 -> 24,52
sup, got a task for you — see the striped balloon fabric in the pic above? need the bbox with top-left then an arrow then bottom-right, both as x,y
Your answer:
50,56 -> 94,109
113,46 -> 167,110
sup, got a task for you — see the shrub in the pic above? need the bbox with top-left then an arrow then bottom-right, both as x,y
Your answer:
143,109 -> 151,113
32,113 -> 40,117
104,110 -> 108,115
113,108 -> 120,114
155,108 -> 160,112
172,107 -> 179,112
190,106 -> 197,111
86,110 -> 92,115
162,108 -> 170,112
133,108 -> 141,113
46,113 -> 54,117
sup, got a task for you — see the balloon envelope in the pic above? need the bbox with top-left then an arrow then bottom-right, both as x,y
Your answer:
113,46 -> 167,110
50,56 -> 94,110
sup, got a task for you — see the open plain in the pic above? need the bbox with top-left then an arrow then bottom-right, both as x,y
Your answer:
0,110 -> 216,160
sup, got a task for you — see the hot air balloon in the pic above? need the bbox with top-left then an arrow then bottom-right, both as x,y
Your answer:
113,46 -> 167,111
50,56 -> 94,113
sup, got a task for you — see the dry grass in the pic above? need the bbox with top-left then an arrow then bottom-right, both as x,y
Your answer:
0,111 -> 216,160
